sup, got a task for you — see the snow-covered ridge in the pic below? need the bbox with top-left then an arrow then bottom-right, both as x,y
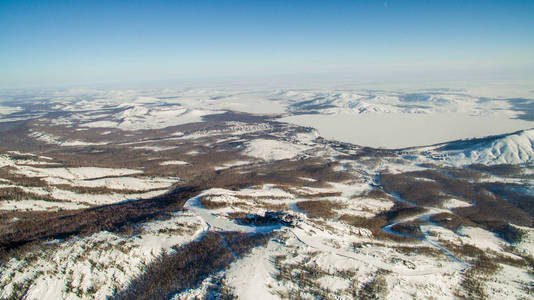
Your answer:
281,90 -> 497,116
29,131 -> 109,147
82,104 -> 221,131
439,128 -> 534,165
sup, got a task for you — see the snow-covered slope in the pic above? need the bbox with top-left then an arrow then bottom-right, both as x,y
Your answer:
243,139 -> 311,161
440,129 -> 534,165
82,104 -> 220,131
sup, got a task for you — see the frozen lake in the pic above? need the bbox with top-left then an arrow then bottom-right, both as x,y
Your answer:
279,112 -> 534,149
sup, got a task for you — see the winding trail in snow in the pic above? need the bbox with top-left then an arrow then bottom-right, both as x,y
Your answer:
288,226 -> 465,277
380,192 -> 470,270
184,195 -> 282,233
183,190 -> 469,278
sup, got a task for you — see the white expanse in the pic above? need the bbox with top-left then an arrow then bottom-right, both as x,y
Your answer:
280,113 -> 534,149
82,106 -> 221,131
16,166 -> 142,180
244,139 -> 311,161
441,198 -> 472,209
214,160 -> 251,171
0,105 -> 22,116
0,199 -> 85,211
159,160 -> 190,166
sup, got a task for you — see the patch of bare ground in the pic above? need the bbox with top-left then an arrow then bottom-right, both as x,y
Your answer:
381,170 -> 533,242
349,240 -> 445,259
381,171 -> 446,207
113,231 -> 271,300
0,166 -> 49,187
377,203 -> 428,223
339,214 -> 418,243
481,182 -> 534,219
0,187 -> 56,202
390,220 -> 426,239
468,163 -> 524,178
53,184 -> 168,195
429,212 -> 477,231
351,188 -> 393,201
203,111 -> 277,123
431,165 -> 485,182
278,185 -> 343,199
199,195 -> 234,209
336,146 -> 397,160
193,158 -> 352,192
296,200 -> 346,219
431,212 -> 527,244
258,202 -> 289,211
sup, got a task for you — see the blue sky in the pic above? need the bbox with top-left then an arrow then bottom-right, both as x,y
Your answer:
1,0 -> 534,88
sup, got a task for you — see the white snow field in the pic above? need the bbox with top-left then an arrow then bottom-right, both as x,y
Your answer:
0,105 -> 22,116
279,113 -> 534,149
159,160 -> 190,166
0,153 -> 177,209
84,105 -> 221,131
243,139 -> 312,161
0,199 -> 86,211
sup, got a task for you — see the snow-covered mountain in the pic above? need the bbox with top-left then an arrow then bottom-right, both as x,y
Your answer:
439,129 -> 534,165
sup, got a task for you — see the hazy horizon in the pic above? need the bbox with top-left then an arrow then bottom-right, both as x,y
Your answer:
2,0 -> 533,89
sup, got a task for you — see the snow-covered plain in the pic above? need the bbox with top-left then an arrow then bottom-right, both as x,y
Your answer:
279,113 -> 534,149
